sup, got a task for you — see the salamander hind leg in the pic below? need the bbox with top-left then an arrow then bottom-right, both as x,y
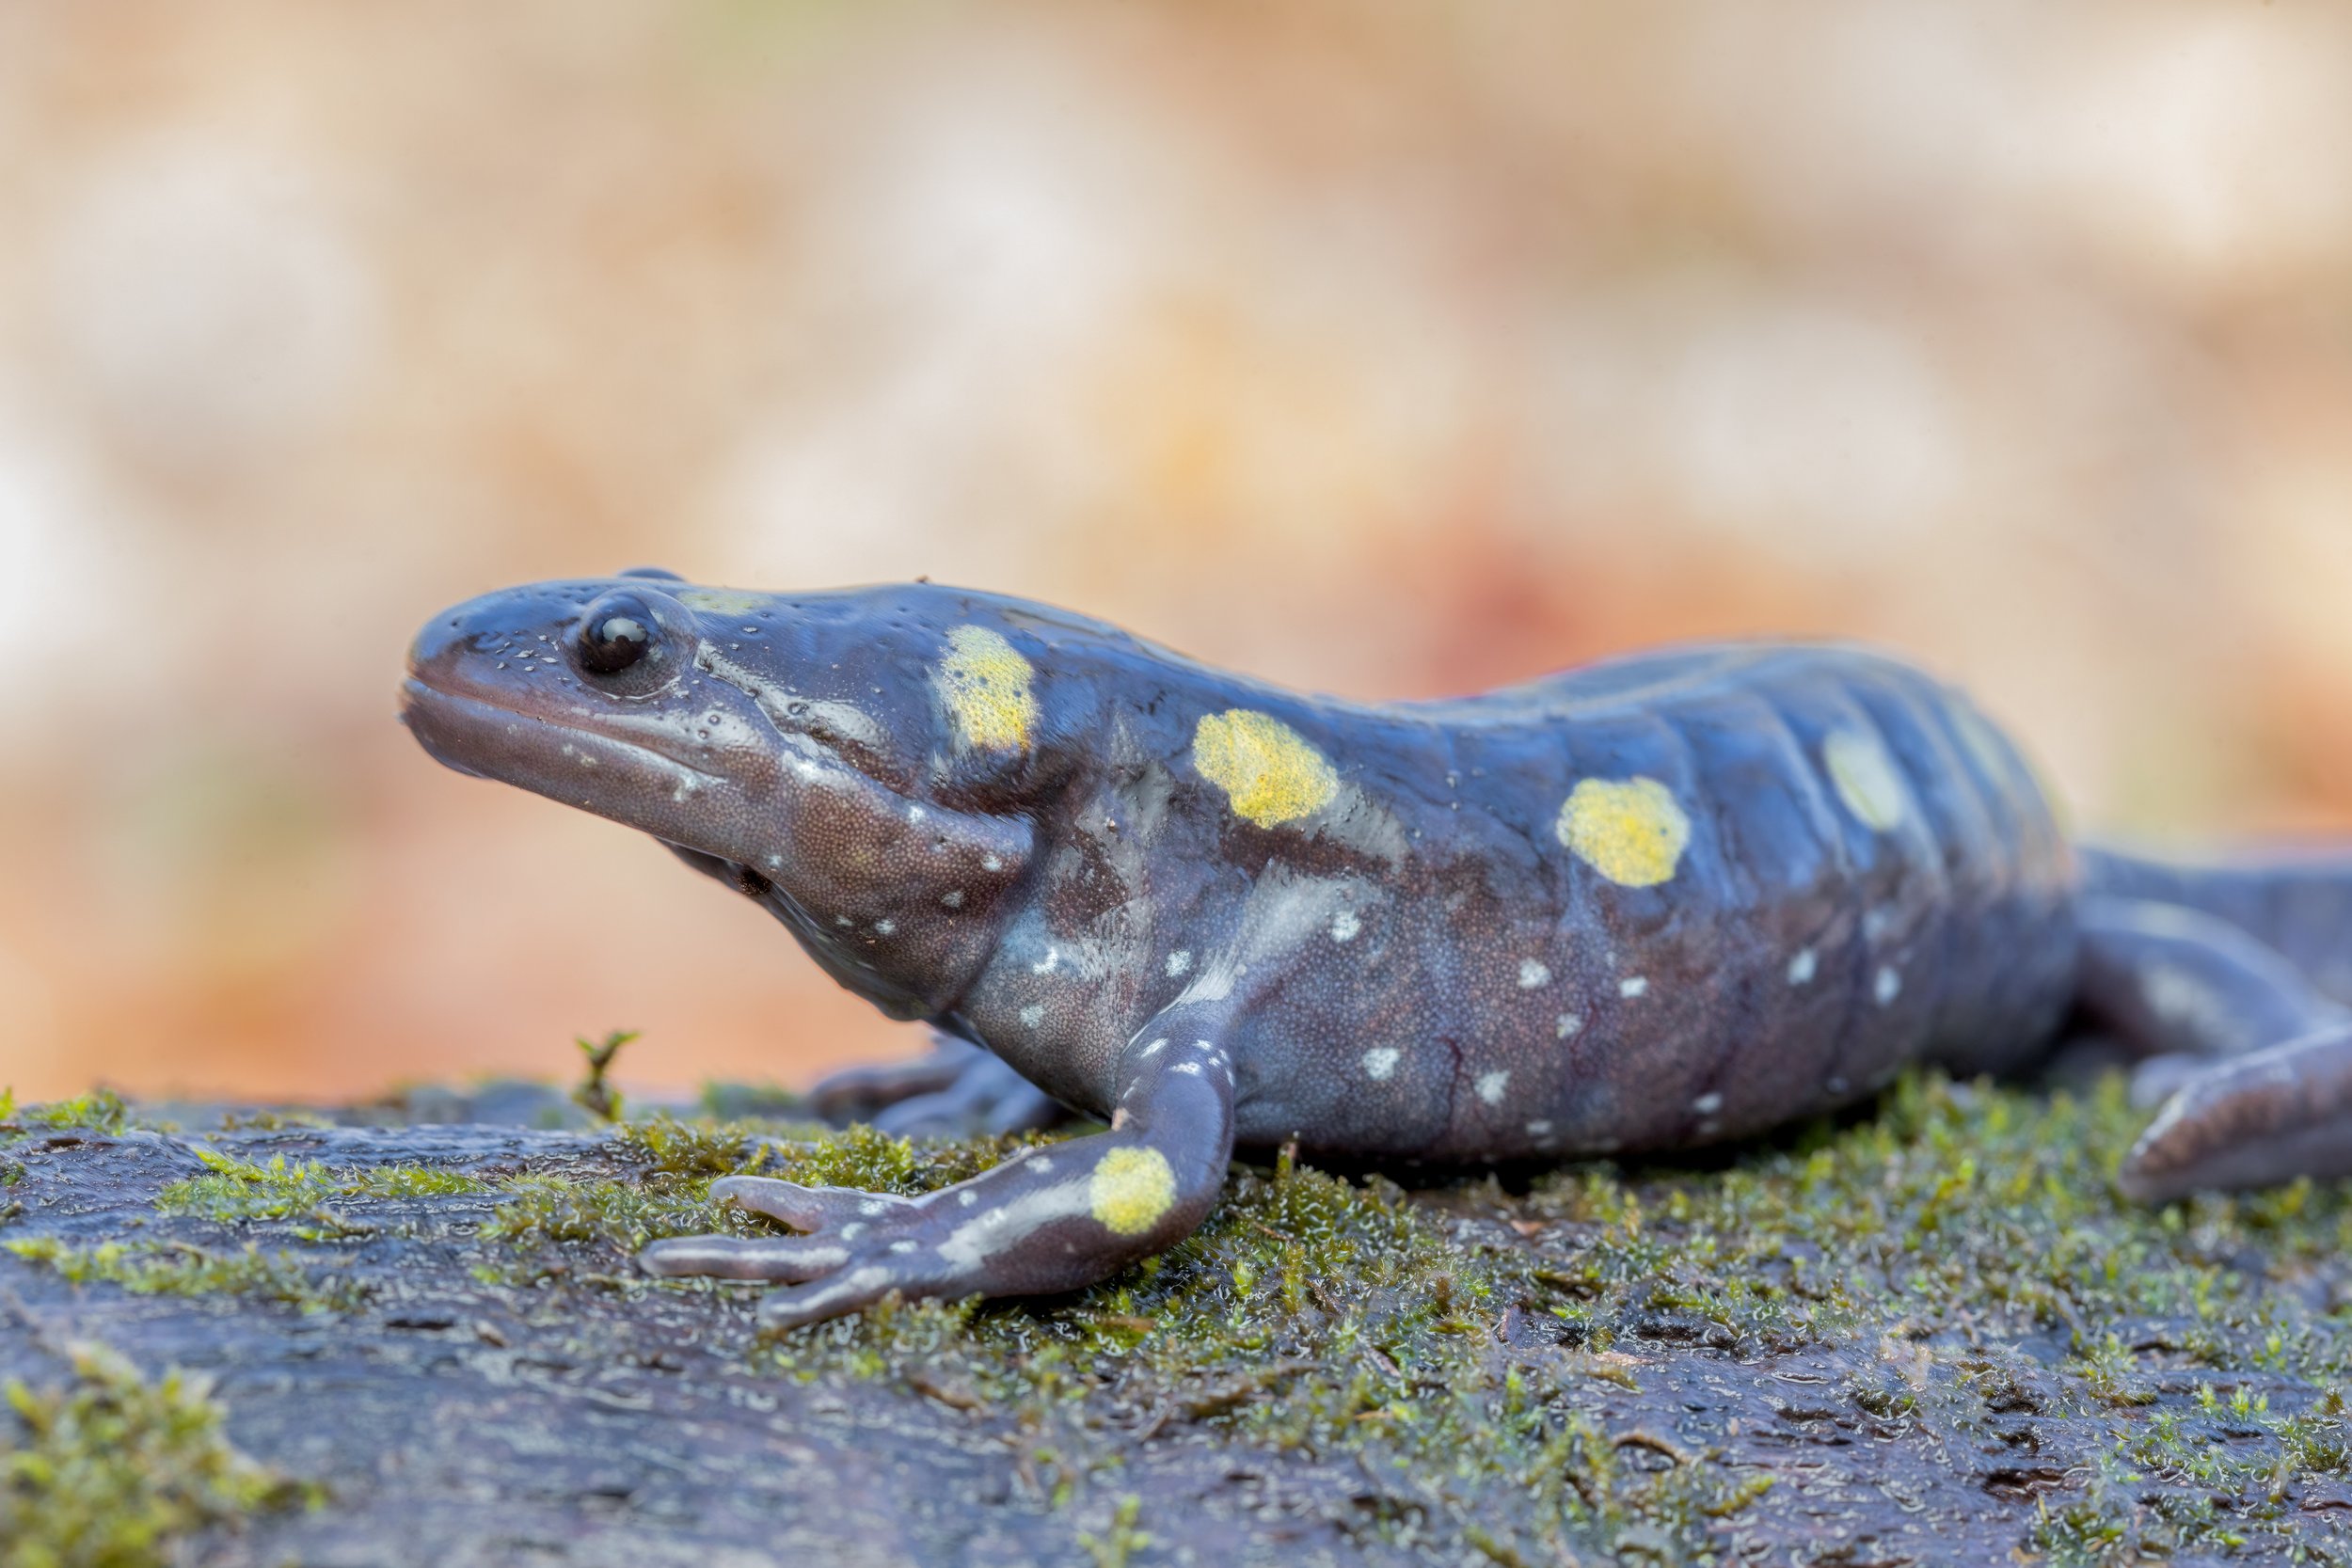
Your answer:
2122,1028 -> 2352,1200
641,1013 -> 1236,1330
2074,896 -> 2344,1102
2076,896 -> 2352,1197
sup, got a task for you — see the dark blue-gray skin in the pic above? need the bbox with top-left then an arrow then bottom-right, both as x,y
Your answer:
400,572 -> 2352,1331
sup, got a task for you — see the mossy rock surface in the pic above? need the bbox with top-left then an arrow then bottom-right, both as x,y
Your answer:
2,1076 -> 2350,1566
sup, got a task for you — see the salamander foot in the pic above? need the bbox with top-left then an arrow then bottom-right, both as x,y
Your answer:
2120,1024 -> 2352,1200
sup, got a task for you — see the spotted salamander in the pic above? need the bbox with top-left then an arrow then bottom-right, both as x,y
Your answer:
401,573 -> 2352,1330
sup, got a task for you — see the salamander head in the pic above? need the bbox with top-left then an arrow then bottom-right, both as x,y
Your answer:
399,570 -> 1054,1019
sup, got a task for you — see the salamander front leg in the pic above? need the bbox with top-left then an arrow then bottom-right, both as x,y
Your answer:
807,1032 -> 1064,1137
641,1028 -> 1235,1331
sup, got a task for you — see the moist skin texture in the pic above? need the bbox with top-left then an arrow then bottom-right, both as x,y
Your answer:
400,573 -> 2352,1330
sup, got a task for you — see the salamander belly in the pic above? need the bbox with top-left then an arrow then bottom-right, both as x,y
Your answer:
1225,645 -> 2082,1160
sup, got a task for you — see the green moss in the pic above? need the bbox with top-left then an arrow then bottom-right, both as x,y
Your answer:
11,1092 -> 133,1138
741,1144 -> 1773,1560
611,1113 -> 774,1179
22,1069 -> 2344,1560
710,1073 -> 2351,1560
460,1114 -> 786,1279
1078,1495 -> 1150,1568
214,1109 -> 335,1132
473,1118 -> 1041,1282
156,1149 -> 486,1226
475,1172 -> 751,1275
5,1237 -> 367,1315
571,1028 -> 637,1124
1,1339 -> 314,1567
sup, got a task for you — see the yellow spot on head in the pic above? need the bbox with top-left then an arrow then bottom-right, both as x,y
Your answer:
1090,1146 -> 1176,1237
1824,727 -> 1907,832
1557,776 -> 1691,888
935,625 -> 1038,752
1191,709 -> 1338,828
675,588 -> 766,617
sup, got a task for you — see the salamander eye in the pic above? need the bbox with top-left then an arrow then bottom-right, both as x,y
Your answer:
575,593 -> 659,675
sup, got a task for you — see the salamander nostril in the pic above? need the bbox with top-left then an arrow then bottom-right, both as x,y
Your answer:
575,592 -> 658,675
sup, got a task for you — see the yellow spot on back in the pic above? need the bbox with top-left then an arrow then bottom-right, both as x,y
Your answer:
1953,707 -> 2011,782
1557,776 -> 1691,888
936,625 -> 1038,752
1824,727 -> 1907,832
675,589 -> 765,616
1191,709 -> 1338,828
1090,1146 -> 1176,1236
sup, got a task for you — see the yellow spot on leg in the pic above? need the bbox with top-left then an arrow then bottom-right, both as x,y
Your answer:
1824,728 -> 1908,832
1191,709 -> 1338,827
935,626 -> 1038,752
1089,1146 -> 1177,1236
1556,776 -> 1692,888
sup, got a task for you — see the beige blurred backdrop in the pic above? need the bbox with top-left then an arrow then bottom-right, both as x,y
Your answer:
4,1 -> 2351,1102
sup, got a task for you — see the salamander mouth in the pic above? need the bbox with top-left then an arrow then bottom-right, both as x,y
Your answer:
398,675 -> 744,862
401,678 -> 718,782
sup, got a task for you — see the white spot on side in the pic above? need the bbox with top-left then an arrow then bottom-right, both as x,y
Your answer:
889,1240 -> 919,1254
874,919 -> 897,937
858,1200 -> 888,1216
1166,949 -> 1192,977
1139,1038 -> 1168,1058
1874,966 -> 1902,1006
1019,1003 -> 1046,1028
1692,1092 -> 1723,1117
1029,1156 -> 1053,1173
1518,958 -> 1551,990
1173,1060 -> 1204,1076
1032,947 -> 1059,975
1476,1070 -> 1509,1106
1788,948 -> 1818,986
1526,1119 -> 1555,1140
1556,1013 -> 1583,1038
1362,1047 -> 1402,1081
839,1224 -> 866,1241
958,1190 -> 978,1207
1329,910 -> 1361,943
941,889 -> 965,909
982,854 -> 1004,872
1619,976 -> 1649,999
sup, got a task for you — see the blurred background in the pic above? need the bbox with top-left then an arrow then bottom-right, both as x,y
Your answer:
4,0 -> 2351,1103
